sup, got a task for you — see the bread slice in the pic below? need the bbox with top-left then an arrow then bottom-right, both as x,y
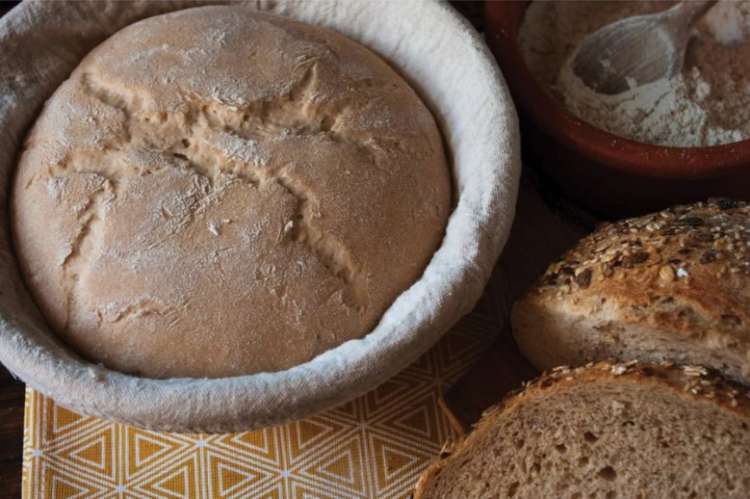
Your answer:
414,361 -> 750,498
512,199 -> 750,383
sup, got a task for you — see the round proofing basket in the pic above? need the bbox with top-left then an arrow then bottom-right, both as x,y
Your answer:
0,0 -> 520,432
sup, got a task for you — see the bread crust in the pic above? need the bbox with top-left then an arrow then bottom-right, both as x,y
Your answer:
512,199 -> 750,381
11,6 -> 451,378
414,360 -> 750,498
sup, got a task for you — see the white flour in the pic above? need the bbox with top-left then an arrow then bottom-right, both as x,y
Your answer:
520,1 -> 750,147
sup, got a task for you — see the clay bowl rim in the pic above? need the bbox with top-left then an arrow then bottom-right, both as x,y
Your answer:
485,1 -> 750,181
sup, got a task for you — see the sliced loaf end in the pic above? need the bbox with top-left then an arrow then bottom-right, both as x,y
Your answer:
415,361 -> 750,499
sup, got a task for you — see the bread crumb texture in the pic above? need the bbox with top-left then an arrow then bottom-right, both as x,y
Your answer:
512,199 -> 750,383
11,6 -> 451,378
415,361 -> 750,498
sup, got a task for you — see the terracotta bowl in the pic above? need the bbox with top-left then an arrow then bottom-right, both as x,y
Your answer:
485,1 -> 750,218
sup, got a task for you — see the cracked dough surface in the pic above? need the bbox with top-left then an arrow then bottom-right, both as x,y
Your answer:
11,6 -> 451,378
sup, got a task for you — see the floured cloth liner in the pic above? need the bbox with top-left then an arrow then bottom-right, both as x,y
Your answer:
0,0 -> 520,431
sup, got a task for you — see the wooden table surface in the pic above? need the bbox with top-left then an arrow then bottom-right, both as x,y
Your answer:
0,370 -> 24,499
0,2 -> 486,497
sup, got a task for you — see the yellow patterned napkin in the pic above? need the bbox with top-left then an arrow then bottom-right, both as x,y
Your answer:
22,314 -> 494,498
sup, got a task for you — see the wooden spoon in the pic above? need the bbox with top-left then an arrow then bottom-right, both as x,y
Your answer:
572,0 -> 717,95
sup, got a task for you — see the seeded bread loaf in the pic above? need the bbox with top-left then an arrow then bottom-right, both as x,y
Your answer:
512,199 -> 750,382
11,6 -> 451,378
415,361 -> 750,498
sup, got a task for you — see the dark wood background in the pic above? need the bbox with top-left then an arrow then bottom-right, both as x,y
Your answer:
0,2 -> 484,497
2,4 -> 27,496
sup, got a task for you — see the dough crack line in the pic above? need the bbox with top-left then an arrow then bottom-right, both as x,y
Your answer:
58,174 -> 115,333
54,68 -> 369,309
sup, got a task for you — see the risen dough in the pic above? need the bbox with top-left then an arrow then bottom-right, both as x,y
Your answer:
11,6 -> 451,378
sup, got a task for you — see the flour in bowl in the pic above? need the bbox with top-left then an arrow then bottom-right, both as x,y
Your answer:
519,1 -> 750,147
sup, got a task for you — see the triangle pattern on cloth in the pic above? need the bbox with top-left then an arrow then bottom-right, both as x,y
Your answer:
138,453 -> 199,499
376,392 -> 442,445
286,416 -> 348,463
207,450 -> 271,498
44,399 -> 102,448
438,329 -> 482,372
289,478 -> 337,499
46,423 -> 115,482
126,428 -> 191,480
364,376 -> 417,417
368,433 -> 434,494
327,399 -> 361,424
401,347 -> 438,380
215,427 -> 280,466
253,481 -> 284,499
62,425 -> 115,480
299,434 -> 367,496
44,465 -> 103,498
50,403 -> 90,438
